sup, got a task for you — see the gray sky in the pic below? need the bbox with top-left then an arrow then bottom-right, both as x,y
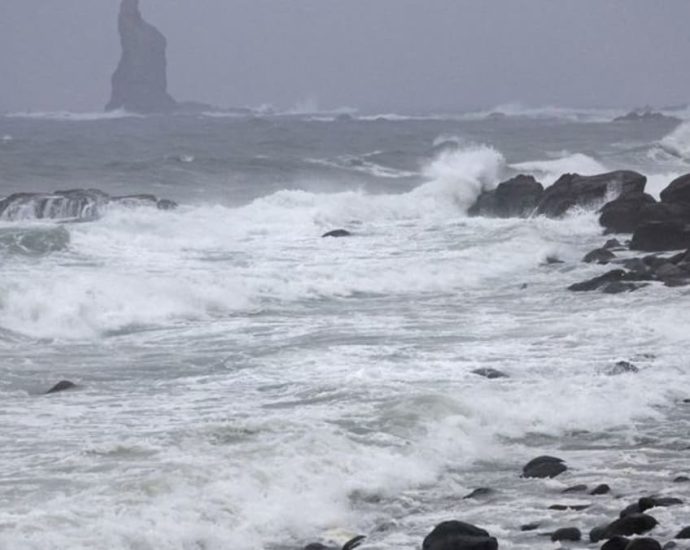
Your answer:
1,0 -> 689,113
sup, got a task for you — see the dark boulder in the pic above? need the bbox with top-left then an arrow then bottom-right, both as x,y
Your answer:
522,456 -> 567,478
463,487 -> 494,499
625,539 -> 662,550
471,368 -> 508,379
106,0 -> 177,113
549,504 -> 589,511
568,269 -> 627,292
601,536 -> 631,550
536,171 -> 646,218
468,175 -> 544,218
322,229 -> 352,238
660,173 -> 690,205
675,527 -> 690,539
520,523 -> 540,532
599,193 -> 657,233
631,221 -> 690,252
584,248 -> 616,264
45,380 -> 77,394
422,521 -> 497,550
591,484 -> 611,495
606,361 -> 639,375
304,536 -> 366,550
673,476 -> 690,483
551,528 -> 581,542
604,239 -> 624,249
601,282 -> 643,294
597,514 -> 658,541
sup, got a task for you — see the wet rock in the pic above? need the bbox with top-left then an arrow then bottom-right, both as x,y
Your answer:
675,527 -> 690,539
549,504 -> 590,511
584,248 -> 616,264
322,229 -> 352,238
471,368 -> 508,379
106,0 -> 177,113
660,173 -> 690,205
604,238 -> 624,249
591,483 -> 611,495
551,527 -> 581,542
606,361 -> 639,376
521,523 -> 540,532
45,380 -> 77,394
463,487 -> 494,499
599,193 -> 657,233
625,538 -> 662,550
522,455 -> 567,478
157,198 -> 178,210
614,110 -> 678,123
602,282 -> 643,294
562,484 -> 588,494
664,543 -> 678,550
601,536 -> 631,550
536,171 -> 646,218
631,221 -> 690,252
468,175 -> 544,218
304,536 -> 366,550
593,514 -> 658,541
568,269 -> 627,292
544,255 -> 565,264
422,520 -> 497,550
673,476 -> 690,483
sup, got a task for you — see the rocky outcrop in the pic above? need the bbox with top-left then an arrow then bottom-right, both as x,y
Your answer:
535,171 -> 646,218
468,175 -> 544,218
106,0 -> 177,113
613,109 -> 679,123
0,189 -> 177,221
631,221 -> 690,252
660,173 -> 690,205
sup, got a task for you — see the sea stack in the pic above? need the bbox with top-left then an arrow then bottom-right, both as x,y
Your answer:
106,0 -> 177,113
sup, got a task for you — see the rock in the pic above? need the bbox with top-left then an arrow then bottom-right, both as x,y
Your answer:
625,538 -> 662,550
544,254 -> 565,264
468,175 -> 544,218
613,110 -> 678,123
631,221 -> 690,252
675,527 -> 690,539
322,229 -> 352,238
562,484 -> 588,493
599,193 -> 657,233
584,248 -> 616,264
660,173 -> 690,205
304,536 -> 366,550
520,523 -> 540,532
422,520 -> 497,550
664,543 -> 678,550
602,536 -> 631,550
522,456 -> 567,478
598,514 -> 658,541
536,171 -> 646,218
591,484 -> 611,495
648,496 -> 682,508
654,262 -> 687,280
45,380 -> 77,394
568,269 -> 626,292
673,476 -> 690,483
106,0 -> 177,113
604,239 -> 624,249
156,199 -> 178,210
549,504 -> 589,511
606,361 -> 639,375
463,487 -> 494,499
551,528 -> 581,542
471,368 -> 508,379
620,498 -> 654,517
602,282 -> 643,294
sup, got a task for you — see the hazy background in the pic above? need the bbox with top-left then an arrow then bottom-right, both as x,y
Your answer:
1,0 -> 689,114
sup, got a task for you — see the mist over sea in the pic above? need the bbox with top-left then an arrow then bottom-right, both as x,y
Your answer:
1,108 -> 690,549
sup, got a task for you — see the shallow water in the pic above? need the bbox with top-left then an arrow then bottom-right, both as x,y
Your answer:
1,111 -> 690,549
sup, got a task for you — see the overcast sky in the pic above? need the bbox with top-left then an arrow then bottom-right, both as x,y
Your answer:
1,1 -> 689,113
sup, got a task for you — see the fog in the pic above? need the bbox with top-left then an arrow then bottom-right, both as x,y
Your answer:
1,0 -> 689,113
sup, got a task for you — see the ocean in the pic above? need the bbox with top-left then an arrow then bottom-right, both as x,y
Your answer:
1,107 -> 689,549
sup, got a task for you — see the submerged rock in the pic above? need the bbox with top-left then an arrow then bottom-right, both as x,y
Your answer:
536,171 -> 646,218
463,487 -> 494,499
606,361 -> 639,375
550,527 -> 581,542
471,368 -> 508,379
562,484 -> 588,493
591,483 -> 611,495
303,535 -> 366,550
45,380 -> 77,394
422,521 -> 498,550
322,229 -> 352,238
522,455 -> 567,478
468,175 -> 544,218
106,0 -> 177,113
583,248 -> 616,264
590,514 -> 658,542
